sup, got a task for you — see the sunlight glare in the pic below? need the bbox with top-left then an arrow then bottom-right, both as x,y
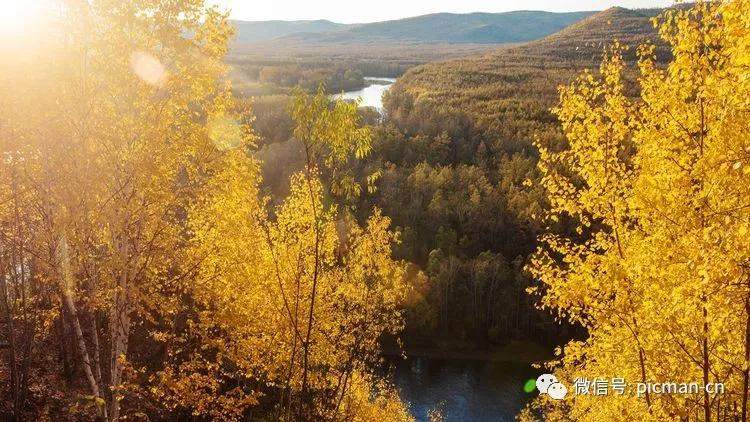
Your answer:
0,1 -> 45,35
130,51 -> 169,87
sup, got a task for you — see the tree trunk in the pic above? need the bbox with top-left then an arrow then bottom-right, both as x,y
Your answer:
703,304 -> 711,422
57,306 -> 73,383
108,265 -> 131,421
0,268 -> 20,420
91,316 -> 103,388
742,293 -> 750,422
56,235 -> 106,419
300,157 -> 322,415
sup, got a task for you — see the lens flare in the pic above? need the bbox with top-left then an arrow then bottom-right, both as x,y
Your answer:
130,51 -> 168,87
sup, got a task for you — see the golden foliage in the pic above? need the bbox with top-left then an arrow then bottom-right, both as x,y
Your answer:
526,1 -> 750,420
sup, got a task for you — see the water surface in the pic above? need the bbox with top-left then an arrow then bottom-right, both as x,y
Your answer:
332,77 -> 396,111
389,356 -> 538,422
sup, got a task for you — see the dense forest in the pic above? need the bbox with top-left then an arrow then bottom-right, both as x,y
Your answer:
246,6 -> 671,350
368,6 -> 672,346
229,61 -> 369,96
3,0 -> 750,421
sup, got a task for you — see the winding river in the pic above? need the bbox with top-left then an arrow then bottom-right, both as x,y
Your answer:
332,77 -> 396,111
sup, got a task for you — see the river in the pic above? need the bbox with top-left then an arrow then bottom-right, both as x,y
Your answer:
388,356 -> 538,421
332,77 -> 396,111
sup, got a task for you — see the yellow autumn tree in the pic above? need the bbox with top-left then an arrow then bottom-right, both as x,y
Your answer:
525,1 -> 750,421
1,1 -> 411,421
150,89 -> 412,421
2,0 -> 244,419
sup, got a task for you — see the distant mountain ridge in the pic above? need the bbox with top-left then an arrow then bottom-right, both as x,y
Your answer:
232,11 -> 597,45
231,19 -> 348,43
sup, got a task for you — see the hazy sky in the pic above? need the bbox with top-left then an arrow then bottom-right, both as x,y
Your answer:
212,0 -> 674,23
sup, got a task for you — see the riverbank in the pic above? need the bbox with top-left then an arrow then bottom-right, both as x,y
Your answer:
384,339 -> 553,364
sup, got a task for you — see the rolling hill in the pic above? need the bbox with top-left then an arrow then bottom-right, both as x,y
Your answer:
230,19 -> 348,43
386,7 -> 668,131
281,11 -> 596,44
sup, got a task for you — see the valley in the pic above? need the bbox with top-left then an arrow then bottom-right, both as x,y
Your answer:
6,2 -> 748,421
232,6 -> 666,421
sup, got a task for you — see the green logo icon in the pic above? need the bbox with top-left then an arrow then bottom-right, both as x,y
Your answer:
524,378 -> 536,393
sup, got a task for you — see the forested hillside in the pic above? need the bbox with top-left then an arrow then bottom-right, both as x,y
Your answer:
226,10 -> 597,98
360,6 -> 668,347
389,7 -> 667,122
